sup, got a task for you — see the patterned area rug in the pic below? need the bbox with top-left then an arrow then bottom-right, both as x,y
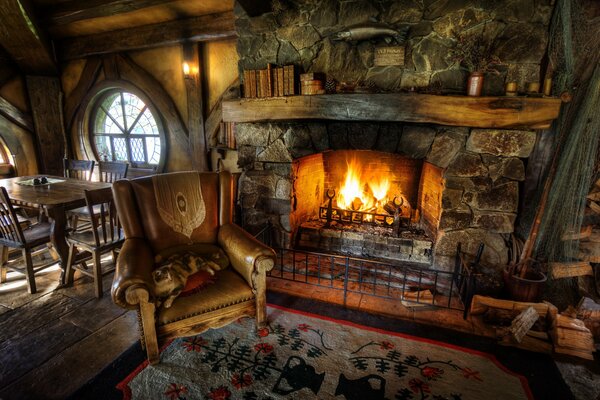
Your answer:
118,305 -> 532,400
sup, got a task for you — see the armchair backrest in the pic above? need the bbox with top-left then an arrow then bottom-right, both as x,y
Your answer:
112,171 -> 233,254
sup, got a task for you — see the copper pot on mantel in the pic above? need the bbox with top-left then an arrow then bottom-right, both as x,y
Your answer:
466,71 -> 484,96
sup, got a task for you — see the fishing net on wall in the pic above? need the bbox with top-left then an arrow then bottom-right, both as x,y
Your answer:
532,0 -> 600,264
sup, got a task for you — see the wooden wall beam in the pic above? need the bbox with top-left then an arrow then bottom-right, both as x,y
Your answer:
45,0 -> 174,26
26,76 -> 66,175
0,0 -> 56,74
0,96 -> 33,132
59,11 -> 236,60
64,57 -> 102,130
184,44 -> 208,171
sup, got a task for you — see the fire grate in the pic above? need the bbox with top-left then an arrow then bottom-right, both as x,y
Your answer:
252,223 -> 468,313
319,188 -> 411,231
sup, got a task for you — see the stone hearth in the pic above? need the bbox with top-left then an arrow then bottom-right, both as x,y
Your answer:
237,121 -> 535,272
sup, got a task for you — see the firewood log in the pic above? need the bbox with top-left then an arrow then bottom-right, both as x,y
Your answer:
509,306 -> 539,343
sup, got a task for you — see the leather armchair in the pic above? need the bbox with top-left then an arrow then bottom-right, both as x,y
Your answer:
111,171 -> 275,364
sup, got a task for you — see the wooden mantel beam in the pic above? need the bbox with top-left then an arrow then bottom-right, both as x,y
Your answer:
0,0 -> 57,74
58,11 -> 236,60
222,94 -> 563,130
45,0 -> 175,26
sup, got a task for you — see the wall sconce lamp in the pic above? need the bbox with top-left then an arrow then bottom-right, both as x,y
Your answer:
182,43 -> 198,79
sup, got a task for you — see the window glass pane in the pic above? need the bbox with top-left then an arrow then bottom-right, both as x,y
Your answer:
102,93 -> 125,131
94,136 -> 113,160
122,93 -> 144,131
131,108 -> 159,135
130,138 -> 145,163
113,138 -> 128,161
146,137 -> 161,165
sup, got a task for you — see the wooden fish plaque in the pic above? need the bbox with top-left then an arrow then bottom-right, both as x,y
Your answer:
374,46 -> 405,66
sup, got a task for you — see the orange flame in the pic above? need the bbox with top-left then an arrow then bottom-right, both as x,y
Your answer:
336,159 -> 391,212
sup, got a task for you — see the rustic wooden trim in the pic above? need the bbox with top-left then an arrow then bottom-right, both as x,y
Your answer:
185,44 -> 208,171
0,96 -> 33,132
64,56 -> 102,130
205,78 -> 239,147
116,54 -> 190,153
0,0 -> 56,74
102,54 -> 120,81
26,76 -> 67,176
222,94 -> 562,129
46,0 -> 174,26
59,11 -> 236,60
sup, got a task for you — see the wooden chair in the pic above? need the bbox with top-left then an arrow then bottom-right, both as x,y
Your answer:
63,159 -> 95,181
0,187 -> 56,294
69,161 -> 128,231
65,187 -> 124,298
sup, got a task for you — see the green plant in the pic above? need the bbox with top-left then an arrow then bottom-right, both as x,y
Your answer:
449,28 -> 502,74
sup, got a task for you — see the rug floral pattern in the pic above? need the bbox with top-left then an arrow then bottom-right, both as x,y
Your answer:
119,306 -> 530,400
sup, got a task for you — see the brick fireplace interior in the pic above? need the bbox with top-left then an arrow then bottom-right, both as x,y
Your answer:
291,150 -> 442,265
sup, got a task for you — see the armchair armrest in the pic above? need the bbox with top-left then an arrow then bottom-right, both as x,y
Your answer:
218,223 -> 276,288
111,238 -> 155,309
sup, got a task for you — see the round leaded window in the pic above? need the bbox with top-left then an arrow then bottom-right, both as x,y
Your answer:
90,90 -> 164,168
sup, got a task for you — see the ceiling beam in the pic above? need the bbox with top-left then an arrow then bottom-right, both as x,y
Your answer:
58,10 -> 236,60
236,0 -> 271,17
0,96 -> 33,132
0,0 -> 56,74
45,0 -> 176,27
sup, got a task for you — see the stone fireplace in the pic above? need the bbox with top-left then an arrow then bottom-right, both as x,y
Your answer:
237,121 -> 535,273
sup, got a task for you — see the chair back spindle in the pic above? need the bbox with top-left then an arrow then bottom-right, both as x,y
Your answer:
84,188 -> 122,247
98,161 -> 128,183
0,187 -> 26,245
64,159 -> 95,181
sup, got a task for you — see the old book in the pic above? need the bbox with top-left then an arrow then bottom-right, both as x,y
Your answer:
249,70 -> 257,98
272,67 -> 279,96
243,70 -> 250,98
288,64 -> 296,95
283,65 -> 290,96
277,67 -> 284,97
267,64 -> 273,97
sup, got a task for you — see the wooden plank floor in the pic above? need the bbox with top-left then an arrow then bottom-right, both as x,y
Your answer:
0,255 -> 139,400
0,254 -> 597,399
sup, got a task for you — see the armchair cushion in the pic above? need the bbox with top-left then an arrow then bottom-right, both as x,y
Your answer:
157,268 -> 254,326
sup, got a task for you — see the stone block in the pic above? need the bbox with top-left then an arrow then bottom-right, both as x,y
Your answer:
328,123 -> 349,149
430,69 -> 468,92
400,70 -> 431,89
248,14 -> 279,33
483,156 -> 525,181
265,163 -> 292,177
411,35 -> 452,71
348,123 -> 378,149
446,176 -> 491,192
384,0 -> 423,23
442,188 -> 463,209
280,215 -> 292,232
472,211 -> 516,233
276,25 -> 321,51
467,129 -> 536,157
434,228 -> 509,267
446,151 -> 487,177
398,124 -> 436,158
506,63 -> 540,92
277,40 -> 300,65
365,66 -> 403,91
308,123 -> 329,152
283,125 -> 313,149
472,181 -> 519,212
495,23 -> 548,63
339,0 -> 379,25
312,39 -> 368,82
439,209 -> 473,231
374,124 -> 401,153
257,197 -> 291,215
258,34 -> 280,62
257,139 -> 293,162
237,145 -> 257,169
275,178 -> 292,199
426,130 -> 467,168
310,0 -> 338,28
242,170 -> 277,197
236,123 -> 270,146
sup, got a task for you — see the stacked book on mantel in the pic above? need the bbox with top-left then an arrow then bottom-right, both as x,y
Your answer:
243,64 -> 296,98
217,121 -> 236,149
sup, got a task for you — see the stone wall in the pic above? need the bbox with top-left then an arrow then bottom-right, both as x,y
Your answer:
236,121 -> 535,271
235,0 -> 554,94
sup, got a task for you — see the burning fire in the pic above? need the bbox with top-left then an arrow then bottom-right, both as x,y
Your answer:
336,159 -> 391,212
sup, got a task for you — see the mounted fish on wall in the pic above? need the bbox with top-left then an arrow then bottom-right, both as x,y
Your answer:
332,22 -> 409,67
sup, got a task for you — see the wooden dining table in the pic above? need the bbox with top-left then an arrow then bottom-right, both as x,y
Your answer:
0,175 -> 112,284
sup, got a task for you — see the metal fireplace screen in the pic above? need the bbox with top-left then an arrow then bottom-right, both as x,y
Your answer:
253,224 -> 469,314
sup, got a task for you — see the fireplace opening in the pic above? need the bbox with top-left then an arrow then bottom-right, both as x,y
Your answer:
290,150 -> 443,264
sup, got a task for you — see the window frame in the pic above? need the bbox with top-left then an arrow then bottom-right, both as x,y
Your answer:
88,87 -> 166,170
